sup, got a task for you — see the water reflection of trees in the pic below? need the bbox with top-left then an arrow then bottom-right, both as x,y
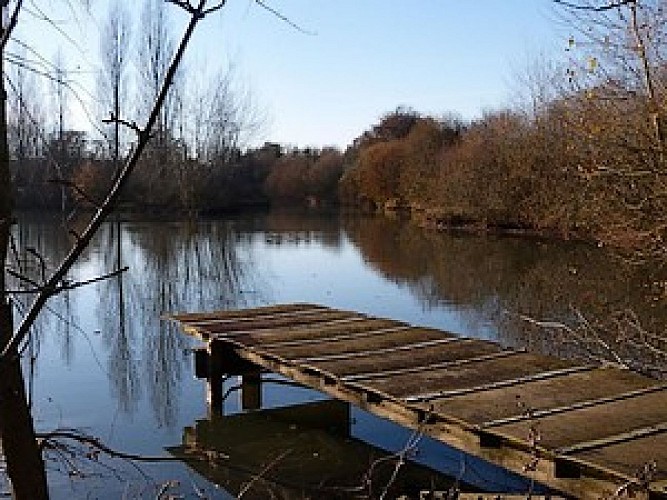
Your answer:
98,218 -> 261,425
343,215 -> 667,371
9,214 -> 85,370
11,215 -> 261,425
97,220 -> 140,415
256,209 -> 343,249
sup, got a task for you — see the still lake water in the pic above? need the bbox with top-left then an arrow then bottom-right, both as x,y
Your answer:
7,209 -> 666,498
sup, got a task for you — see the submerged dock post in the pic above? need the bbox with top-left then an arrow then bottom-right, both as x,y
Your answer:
241,370 -> 262,411
207,340 -> 225,415
203,338 -> 264,415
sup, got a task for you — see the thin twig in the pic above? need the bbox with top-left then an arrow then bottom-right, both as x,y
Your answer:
552,0 -> 636,11
5,267 -> 129,295
38,429 -> 186,462
254,0 -> 315,35
237,448 -> 292,498
102,115 -> 143,137
0,0 -> 24,51
48,178 -> 102,209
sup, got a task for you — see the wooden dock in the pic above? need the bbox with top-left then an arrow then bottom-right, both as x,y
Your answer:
171,303 -> 667,499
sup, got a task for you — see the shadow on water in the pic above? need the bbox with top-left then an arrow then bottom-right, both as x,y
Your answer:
3,209 -> 666,497
171,374 -> 552,499
169,398 -> 458,499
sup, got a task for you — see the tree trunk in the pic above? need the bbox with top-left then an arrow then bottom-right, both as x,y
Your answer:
0,6 -> 11,294
1,8 -> 49,498
0,304 -> 49,500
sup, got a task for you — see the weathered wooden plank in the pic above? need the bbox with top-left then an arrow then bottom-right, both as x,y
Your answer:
171,303 -> 325,321
352,354 -> 580,401
429,367 -> 656,427
179,306 -> 332,327
196,310 -> 361,335
312,338 -> 503,377
482,382 -> 667,429
180,314 -> 372,341
259,324 -> 412,348
571,432 -> 667,481
341,349 -> 523,382
294,336 -> 462,363
559,422 -> 667,455
404,364 -> 596,403
494,390 -> 667,451
267,328 -> 454,360
214,317 -> 380,342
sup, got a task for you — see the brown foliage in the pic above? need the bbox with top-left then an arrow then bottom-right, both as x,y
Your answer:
342,78 -> 666,250
263,148 -> 344,205
340,114 -> 461,210
71,160 -> 115,208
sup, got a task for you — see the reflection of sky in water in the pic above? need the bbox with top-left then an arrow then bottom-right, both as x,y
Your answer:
13,211 -> 634,497
251,232 -> 497,339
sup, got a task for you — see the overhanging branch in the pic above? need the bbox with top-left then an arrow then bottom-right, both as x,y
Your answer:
0,0 -> 24,51
1,0 -> 219,359
552,0 -> 636,11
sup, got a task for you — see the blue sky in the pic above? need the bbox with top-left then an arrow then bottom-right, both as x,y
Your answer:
13,1 -> 566,149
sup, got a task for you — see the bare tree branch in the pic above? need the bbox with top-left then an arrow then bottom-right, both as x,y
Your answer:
5,268 -> 41,289
48,178 -> 102,209
1,0 -> 223,359
6,267 -> 129,295
552,0 -> 636,11
102,114 -> 143,137
38,429 -> 187,462
254,0 -> 315,36
0,0 -> 24,51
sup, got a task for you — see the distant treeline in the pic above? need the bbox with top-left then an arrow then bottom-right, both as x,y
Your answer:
9,0 -> 667,255
10,141 -> 344,213
340,2 -> 667,253
12,65 -> 666,252
11,88 -> 665,250
340,94 -> 663,250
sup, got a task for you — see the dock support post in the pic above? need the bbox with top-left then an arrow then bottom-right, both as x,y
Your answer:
194,348 -> 209,379
241,370 -> 262,411
207,340 -> 224,416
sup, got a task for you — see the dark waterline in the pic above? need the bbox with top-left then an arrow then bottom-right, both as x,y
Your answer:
5,210 -> 664,498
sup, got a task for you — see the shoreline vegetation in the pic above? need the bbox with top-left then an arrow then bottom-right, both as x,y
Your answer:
8,5 -> 666,255
11,99 -> 665,254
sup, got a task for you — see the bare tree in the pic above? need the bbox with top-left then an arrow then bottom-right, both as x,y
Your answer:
51,49 -> 69,212
555,0 -> 666,160
134,0 -> 184,205
0,1 -> 231,497
548,0 -> 667,257
138,0 -> 179,145
98,0 -> 131,178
